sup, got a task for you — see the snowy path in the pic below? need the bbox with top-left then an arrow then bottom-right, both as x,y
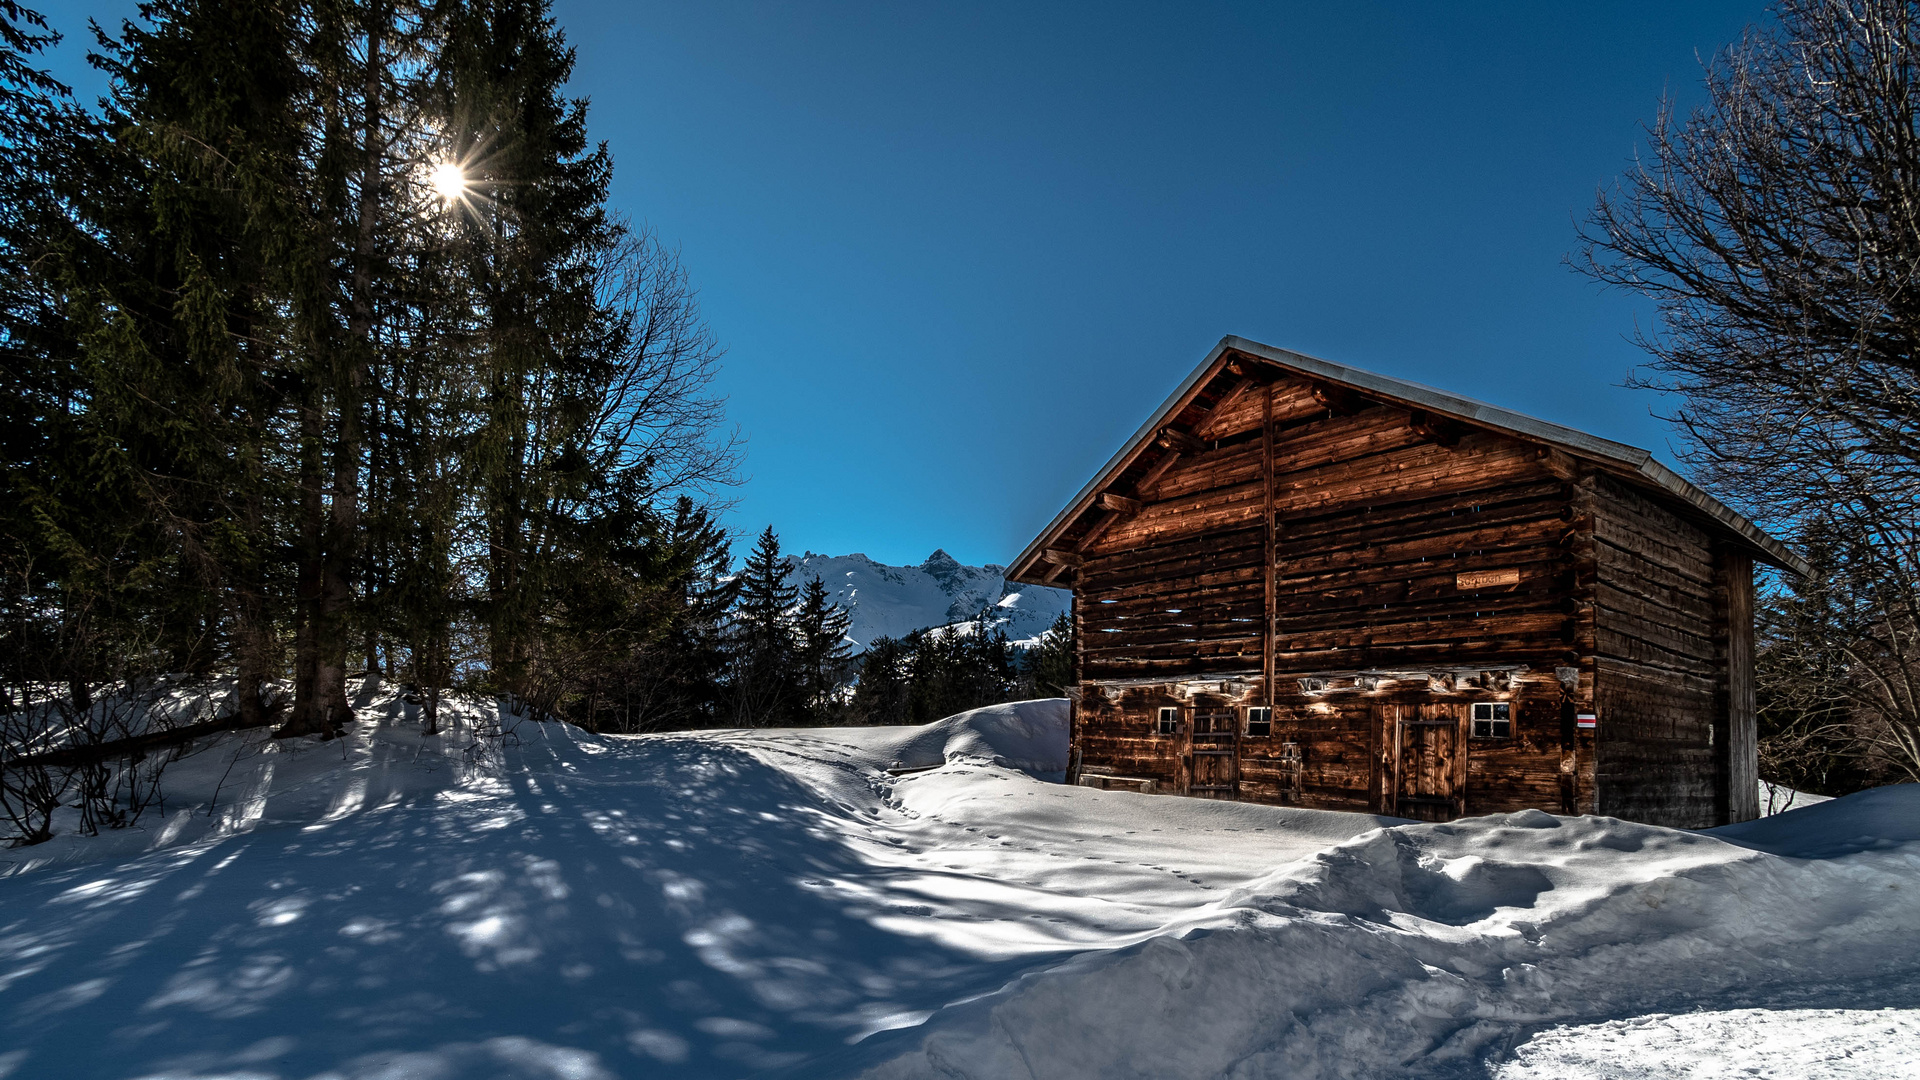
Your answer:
0,696 -> 1915,1079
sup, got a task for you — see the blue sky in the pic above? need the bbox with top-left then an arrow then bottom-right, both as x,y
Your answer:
33,1 -> 1766,568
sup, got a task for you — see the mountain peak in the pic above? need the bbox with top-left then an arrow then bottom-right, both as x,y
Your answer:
784,550 -> 1068,650
922,549 -> 962,574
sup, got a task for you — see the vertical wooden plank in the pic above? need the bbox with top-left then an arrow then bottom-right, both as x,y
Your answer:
1726,550 -> 1758,822
1178,704 -> 1192,795
1068,594 -> 1084,784
1569,476 -> 1599,816
1455,704 -> 1470,818
1262,383 -> 1277,710
1389,706 -> 1403,815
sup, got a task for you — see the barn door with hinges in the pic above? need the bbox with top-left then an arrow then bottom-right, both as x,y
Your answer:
1378,703 -> 1466,821
1187,709 -> 1238,799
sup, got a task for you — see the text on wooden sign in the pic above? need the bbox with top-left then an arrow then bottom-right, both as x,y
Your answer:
1455,568 -> 1520,590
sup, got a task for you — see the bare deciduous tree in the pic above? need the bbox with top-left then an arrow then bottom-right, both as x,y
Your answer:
1580,0 -> 1920,783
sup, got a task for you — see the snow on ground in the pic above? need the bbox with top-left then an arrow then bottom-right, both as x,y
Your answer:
1761,777 -> 1834,816
0,691 -> 1914,1079
1494,1006 -> 1920,1079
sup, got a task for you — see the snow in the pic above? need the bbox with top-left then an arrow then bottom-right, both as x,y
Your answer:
786,550 -> 1069,649
1761,777 -> 1835,816
0,689 -> 1915,1079
1495,1006 -> 1920,1079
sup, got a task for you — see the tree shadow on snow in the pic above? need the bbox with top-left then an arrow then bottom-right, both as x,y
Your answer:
0,726 -> 1078,1079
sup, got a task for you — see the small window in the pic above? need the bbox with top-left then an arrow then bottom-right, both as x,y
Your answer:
1472,702 -> 1511,738
1245,706 -> 1272,737
1157,707 -> 1181,735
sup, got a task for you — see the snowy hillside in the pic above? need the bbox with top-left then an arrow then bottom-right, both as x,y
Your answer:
0,691 -> 1914,1079
787,550 -> 1068,649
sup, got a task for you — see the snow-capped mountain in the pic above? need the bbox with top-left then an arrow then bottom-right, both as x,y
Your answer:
787,549 -> 1069,650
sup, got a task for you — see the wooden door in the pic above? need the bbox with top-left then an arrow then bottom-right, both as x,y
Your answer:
1378,703 -> 1466,820
1188,709 -> 1238,798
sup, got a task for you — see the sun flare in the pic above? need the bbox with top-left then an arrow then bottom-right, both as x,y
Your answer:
431,162 -> 467,202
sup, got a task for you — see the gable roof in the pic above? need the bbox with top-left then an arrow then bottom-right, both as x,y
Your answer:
1006,335 -> 1810,583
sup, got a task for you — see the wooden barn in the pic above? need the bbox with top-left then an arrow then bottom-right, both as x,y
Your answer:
1005,337 -> 1809,828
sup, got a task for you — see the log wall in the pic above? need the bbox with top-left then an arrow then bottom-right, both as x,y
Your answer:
1079,384 -> 1581,682
1059,363 -> 1751,827
1586,474 -> 1752,826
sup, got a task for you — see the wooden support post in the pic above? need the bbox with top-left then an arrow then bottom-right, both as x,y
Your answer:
1567,476 -> 1599,815
1725,549 -> 1757,823
1263,383 -> 1276,710
1069,591 -> 1084,782
1098,491 -> 1142,514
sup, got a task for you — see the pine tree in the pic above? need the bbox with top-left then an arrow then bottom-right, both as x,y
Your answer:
792,575 -> 852,724
1017,610 -> 1074,698
851,635 -> 911,725
726,526 -> 799,725
603,497 -> 736,731
0,0 -> 740,751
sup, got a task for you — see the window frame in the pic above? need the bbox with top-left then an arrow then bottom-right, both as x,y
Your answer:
1245,706 -> 1272,737
1470,701 -> 1512,739
1156,706 -> 1181,735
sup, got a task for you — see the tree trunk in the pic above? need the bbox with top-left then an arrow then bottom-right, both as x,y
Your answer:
281,387 -> 329,738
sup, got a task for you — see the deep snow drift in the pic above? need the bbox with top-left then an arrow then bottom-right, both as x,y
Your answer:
0,692 -> 1914,1079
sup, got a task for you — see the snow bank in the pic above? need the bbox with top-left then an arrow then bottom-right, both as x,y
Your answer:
802,698 -> 1072,776
0,690 -> 1913,1080
851,789 -> 1920,1079
1760,778 -> 1833,816
1494,1005 -> 1920,1079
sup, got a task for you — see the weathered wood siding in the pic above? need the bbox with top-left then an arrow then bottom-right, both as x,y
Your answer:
1078,379 -> 1580,682
1075,673 -> 1591,817
1055,358 -> 1754,827
1586,474 -> 1750,827
1067,372 -> 1602,817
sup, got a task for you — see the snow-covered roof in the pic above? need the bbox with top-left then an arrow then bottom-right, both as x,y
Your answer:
1008,335 -> 1810,582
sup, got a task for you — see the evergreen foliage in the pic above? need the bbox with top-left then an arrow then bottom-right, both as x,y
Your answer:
852,611 -> 1021,726
0,0 -> 1045,815
1016,611 -> 1073,699
0,0 -> 740,747
792,575 -> 853,724
725,526 -> 799,726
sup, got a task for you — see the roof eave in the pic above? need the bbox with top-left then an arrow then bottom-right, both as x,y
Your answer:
1007,335 -> 1810,583
1005,338 -> 1238,584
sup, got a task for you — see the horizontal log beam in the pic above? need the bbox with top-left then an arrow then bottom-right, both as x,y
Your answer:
1406,409 -> 1461,447
1156,426 -> 1208,455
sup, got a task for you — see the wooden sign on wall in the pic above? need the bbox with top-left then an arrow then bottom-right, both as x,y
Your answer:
1455,568 -> 1520,590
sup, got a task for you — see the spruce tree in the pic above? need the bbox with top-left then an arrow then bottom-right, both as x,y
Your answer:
726,526 -> 798,725
438,0 -> 618,704
606,497 -> 736,731
1017,611 -> 1074,698
792,575 -> 852,724
0,0 -> 740,746
851,635 -> 911,725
